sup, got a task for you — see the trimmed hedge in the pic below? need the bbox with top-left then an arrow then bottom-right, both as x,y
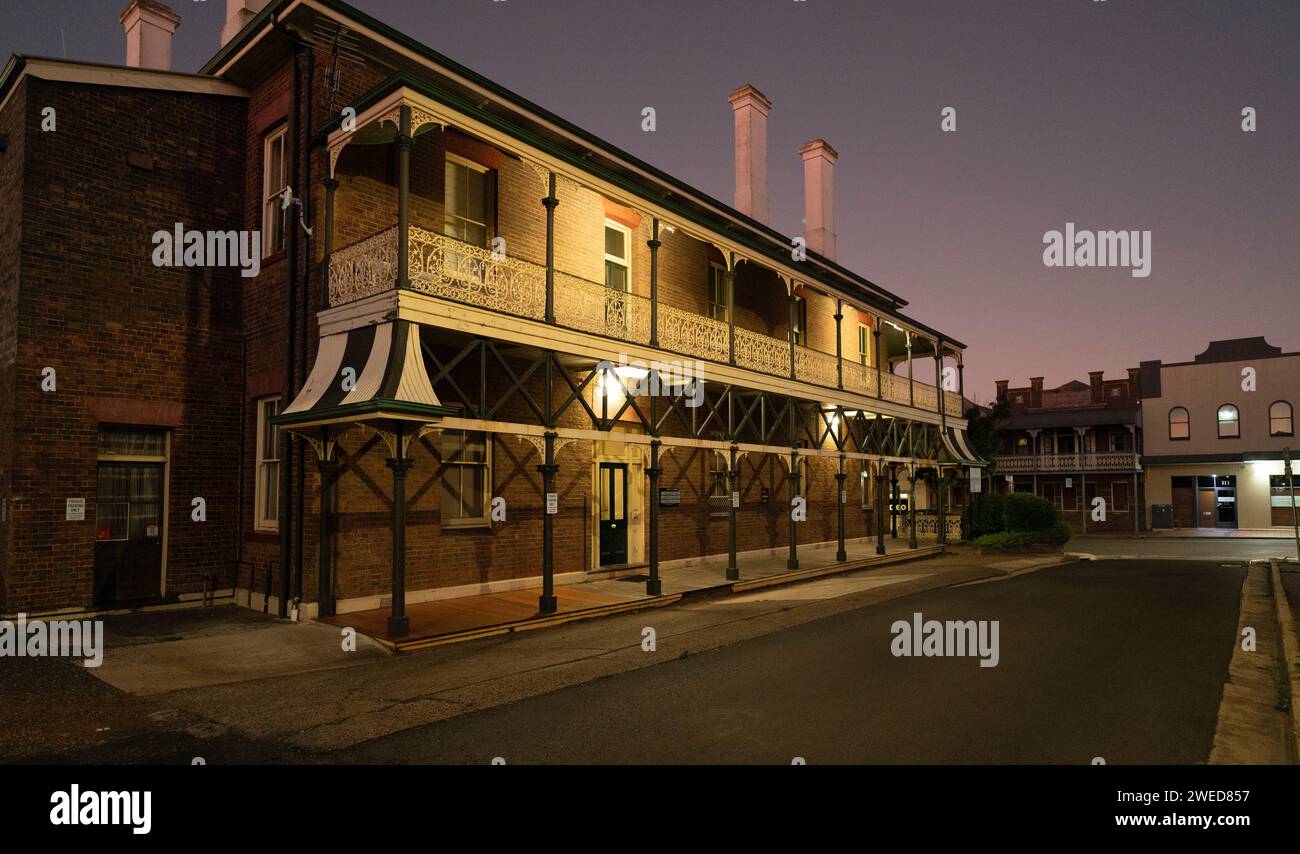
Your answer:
1003,493 -> 1058,532
966,491 -> 1072,550
963,492 -> 1006,539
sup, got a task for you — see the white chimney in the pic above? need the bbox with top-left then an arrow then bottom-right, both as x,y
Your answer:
120,1 -> 181,71
728,84 -> 772,224
800,138 -> 838,260
221,0 -> 270,47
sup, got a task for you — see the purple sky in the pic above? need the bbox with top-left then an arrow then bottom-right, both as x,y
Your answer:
5,0 -> 1297,404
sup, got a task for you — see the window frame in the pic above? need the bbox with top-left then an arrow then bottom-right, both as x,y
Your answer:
254,396 -> 281,532
443,153 -> 494,249
1269,400 -> 1294,437
857,324 -> 870,366
1216,403 -> 1240,439
261,125 -> 289,259
791,295 -> 808,346
707,262 -> 729,322
440,429 -> 492,529
1168,406 -> 1190,441
603,219 -> 633,293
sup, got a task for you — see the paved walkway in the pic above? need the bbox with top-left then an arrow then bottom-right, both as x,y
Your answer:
326,535 -> 942,649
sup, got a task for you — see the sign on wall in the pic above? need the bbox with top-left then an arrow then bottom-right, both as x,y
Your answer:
546,493 -> 558,515
65,498 -> 85,522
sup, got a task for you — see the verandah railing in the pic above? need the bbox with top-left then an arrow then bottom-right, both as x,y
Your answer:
329,226 -> 962,415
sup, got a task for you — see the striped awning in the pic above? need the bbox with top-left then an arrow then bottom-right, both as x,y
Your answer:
940,424 -> 985,466
273,320 -> 454,432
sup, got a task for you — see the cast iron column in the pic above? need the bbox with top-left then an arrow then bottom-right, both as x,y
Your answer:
834,300 -> 843,390
648,219 -> 661,348
386,428 -> 412,638
835,455 -> 847,562
317,450 -> 337,618
543,172 -> 557,324
890,468 -> 899,538
726,260 -> 736,365
874,322 -> 883,399
726,444 -> 739,580
788,292 -> 798,380
322,177 -> 338,309
876,462 -> 887,555
936,466 -> 948,546
907,334 -> 914,407
396,105 -> 411,291
907,468 -> 919,549
647,440 -> 662,595
539,430 -> 558,613
787,450 -> 800,570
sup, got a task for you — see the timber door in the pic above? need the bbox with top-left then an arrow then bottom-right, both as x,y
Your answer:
1197,488 -> 1217,529
93,461 -> 165,604
1171,478 -> 1196,528
598,462 -> 629,566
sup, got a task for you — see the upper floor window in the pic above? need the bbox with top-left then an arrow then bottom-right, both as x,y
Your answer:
1169,406 -> 1190,440
255,397 -> 281,531
604,221 -> 631,291
1270,400 -> 1294,436
441,430 -> 490,527
707,263 -> 729,322
1217,404 -> 1239,439
261,126 -> 288,258
857,324 -> 869,365
444,155 -> 492,248
791,296 -> 807,346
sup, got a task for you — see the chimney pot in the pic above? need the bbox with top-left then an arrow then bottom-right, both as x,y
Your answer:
221,0 -> 270,48
729,84 -> 772,224
800,138 -> 838,261
120,0 -> 181,71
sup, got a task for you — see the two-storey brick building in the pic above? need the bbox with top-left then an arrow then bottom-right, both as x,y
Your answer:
992,371 -> 1144,534
0,0 -> 981,636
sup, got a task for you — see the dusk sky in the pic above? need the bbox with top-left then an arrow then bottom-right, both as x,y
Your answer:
4,0 -> 1297,403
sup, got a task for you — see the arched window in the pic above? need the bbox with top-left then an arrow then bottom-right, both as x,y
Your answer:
1217,404 -> 1239,439
1168,407 -> 1190,440
1270,400 -> 1294,437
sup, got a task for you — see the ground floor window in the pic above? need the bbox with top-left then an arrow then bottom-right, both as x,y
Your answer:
255,397 -> 281,531
1111,480 -> 1130,512
442,430 -> 490,527
1270,474 -> 1300,527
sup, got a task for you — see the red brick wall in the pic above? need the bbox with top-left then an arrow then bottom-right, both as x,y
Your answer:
0,78 -> 28,613
5,78 -> 246,613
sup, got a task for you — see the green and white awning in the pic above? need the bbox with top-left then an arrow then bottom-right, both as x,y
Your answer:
941,424 -> 985,466
273,320 -> 454,434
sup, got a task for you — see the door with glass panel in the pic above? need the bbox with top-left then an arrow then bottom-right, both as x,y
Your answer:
598,462 -> 629,566
93,427 -> 168,605
603,222 -> 632,336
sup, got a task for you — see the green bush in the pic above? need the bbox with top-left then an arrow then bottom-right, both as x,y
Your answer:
973,520 -> 1072,550
1003,493 -> 1058,532
963,492 -> 1006,539
1038,520 -> 1073,546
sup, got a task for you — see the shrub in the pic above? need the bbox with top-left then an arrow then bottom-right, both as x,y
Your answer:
1003,493 -> 1058,532
1038,520 -> 1073,546
963,491 -> 1006,539
973,530 -> 1034,549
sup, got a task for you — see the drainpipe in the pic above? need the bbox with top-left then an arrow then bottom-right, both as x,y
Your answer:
276,35 -> 300,619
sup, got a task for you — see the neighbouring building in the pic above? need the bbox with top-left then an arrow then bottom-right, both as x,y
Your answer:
0,0 -> 982,632
992,370 -> 1144,533
1139,338 -> 1300,532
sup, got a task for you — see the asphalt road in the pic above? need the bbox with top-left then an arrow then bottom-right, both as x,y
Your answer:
336,559 -> 1246,764
1069,535 -> 1299,563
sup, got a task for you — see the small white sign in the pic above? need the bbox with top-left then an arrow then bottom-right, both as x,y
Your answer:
840,490 -> 847,504
546,493 -> 558,515
969,468 -> 982,494
66,498 -> 85,521
731,491 -> 740,509
1065,477 -> 1073,488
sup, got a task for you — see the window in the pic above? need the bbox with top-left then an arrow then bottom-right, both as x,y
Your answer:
1168,406 -> 1190,440
791,295 -> 807,346
707,263 -> 729,322
604,221 -> 631,292
708,453 -> 730,516
261,126 -> 288,258
255,398 -> 281,531
857,324 -> 870,366
441,430 -> 490,527
1112,480 -> 1130,512
444,155 -> 492,248
1270,400 -> 1294,436
1217,404 -> 1239,439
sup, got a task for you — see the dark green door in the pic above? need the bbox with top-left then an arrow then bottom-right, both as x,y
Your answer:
598,462 -> 628,566
93,462 -> 165,605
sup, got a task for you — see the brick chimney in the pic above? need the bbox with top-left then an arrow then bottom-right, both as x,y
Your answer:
995,380 -> 1009,402
800,138 -> 838,260
121,0 -> 181,71
1029,377 -> 1044,408
728,84 -> 772,224
1088,370 -> 1105,403
1126,367 -> 1141,398
221,0 -> 270,47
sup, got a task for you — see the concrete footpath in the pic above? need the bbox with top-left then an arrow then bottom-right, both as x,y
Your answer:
4,548 -> 1066,761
